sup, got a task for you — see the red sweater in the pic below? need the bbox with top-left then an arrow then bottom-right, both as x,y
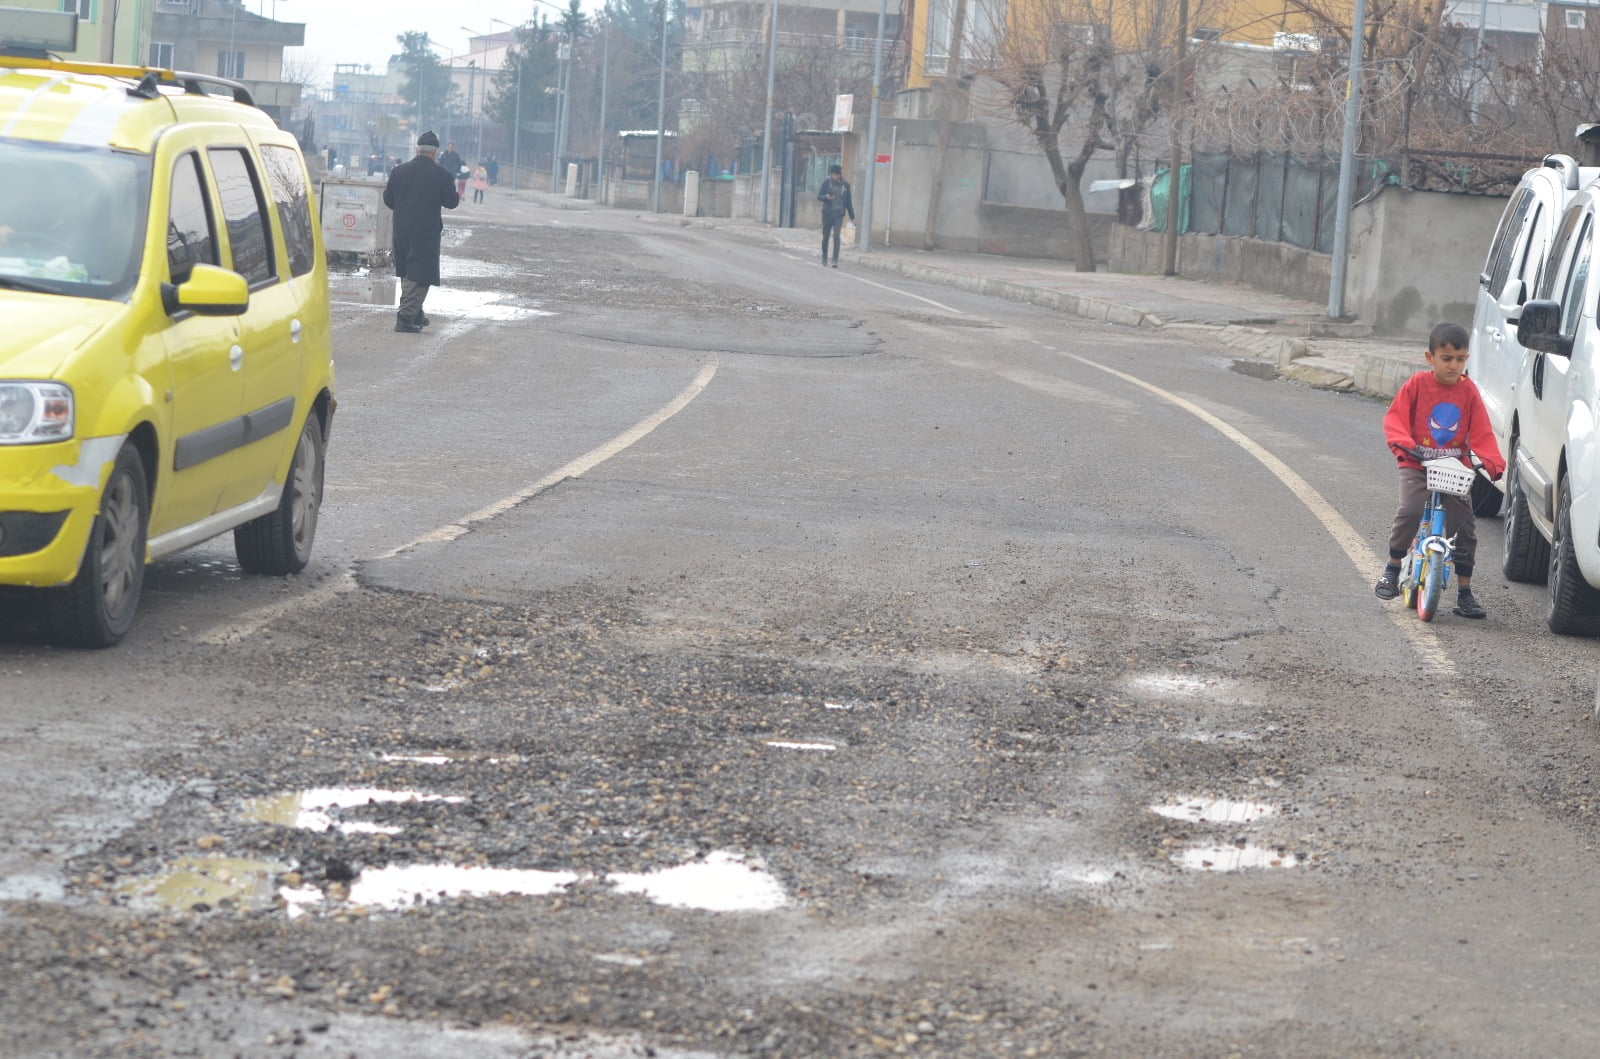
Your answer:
1382,370 -> 1505,478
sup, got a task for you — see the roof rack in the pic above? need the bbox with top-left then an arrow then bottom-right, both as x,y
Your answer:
1,55 -> 256,107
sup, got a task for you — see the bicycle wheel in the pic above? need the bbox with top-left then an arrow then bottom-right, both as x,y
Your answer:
1418,552 -> 1443,622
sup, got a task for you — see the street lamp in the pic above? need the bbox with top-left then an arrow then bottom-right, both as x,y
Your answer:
652,0 -> 668,212
490,17 -> 524,190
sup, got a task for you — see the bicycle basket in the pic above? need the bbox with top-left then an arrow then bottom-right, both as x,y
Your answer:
1423,458 -> 1476,497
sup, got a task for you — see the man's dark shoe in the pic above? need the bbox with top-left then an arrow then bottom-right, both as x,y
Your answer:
1374,576 -> 1399,600
1453,592 -> 1487,619
831,260 -> 838,267
394,314 -> 424,333
417,312 -> 431,327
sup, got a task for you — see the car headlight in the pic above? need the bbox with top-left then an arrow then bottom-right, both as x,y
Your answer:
0,382 -> 74,443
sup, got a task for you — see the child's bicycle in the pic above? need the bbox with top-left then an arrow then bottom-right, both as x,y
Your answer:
1393,447 -> 1482,622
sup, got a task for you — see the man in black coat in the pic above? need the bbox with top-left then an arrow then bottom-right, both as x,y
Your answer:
383,131 -> 459,332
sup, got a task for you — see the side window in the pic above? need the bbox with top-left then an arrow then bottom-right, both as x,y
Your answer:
1559,217 -> 1591,340
1537,205 -> 1585,300
1513,202 -> 1545,303
166,152 -> 217,284
259,144 -> 316,278
207,147 -> 275,286
1485,188 -> 1532,294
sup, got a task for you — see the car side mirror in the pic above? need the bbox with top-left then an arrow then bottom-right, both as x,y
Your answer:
1517,299 -> 1574,358
161,263 -> 249,317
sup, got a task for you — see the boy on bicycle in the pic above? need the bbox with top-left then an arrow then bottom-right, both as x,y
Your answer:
1375,322 -> 1505,618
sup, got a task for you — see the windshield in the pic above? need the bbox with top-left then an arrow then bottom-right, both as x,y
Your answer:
0,139 -> 149,301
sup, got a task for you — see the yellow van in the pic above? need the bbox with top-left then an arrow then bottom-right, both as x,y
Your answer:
0,55 -> 336,647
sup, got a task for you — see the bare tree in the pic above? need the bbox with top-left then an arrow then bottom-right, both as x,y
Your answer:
979,0 -> 1183,270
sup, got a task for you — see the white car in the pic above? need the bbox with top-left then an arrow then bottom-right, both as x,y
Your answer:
1469,154 -> 1597,516
1505,175 -> 1600,633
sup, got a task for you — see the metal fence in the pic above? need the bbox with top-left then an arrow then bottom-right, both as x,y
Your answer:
1153,151 -> 1343,255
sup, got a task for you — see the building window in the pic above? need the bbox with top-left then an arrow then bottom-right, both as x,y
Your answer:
149,41 -> 174,68
218,51 -> 245,79
1566,9 -> 1586,29
63,0 -> 92,19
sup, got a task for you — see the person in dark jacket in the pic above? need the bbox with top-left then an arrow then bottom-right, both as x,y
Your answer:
382,131 -> 459,332
817,163 -> 854,267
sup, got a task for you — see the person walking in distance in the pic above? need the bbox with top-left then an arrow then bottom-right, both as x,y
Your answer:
817,163 -> 854,267
471,162 -> 489,204
382,131 -> 459,333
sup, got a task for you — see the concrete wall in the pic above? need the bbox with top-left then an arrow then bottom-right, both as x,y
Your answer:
871,118 -> 987,252
1345,187 -> 1502,335
1108,185 -> 1507,337
979,203 -> 1112,262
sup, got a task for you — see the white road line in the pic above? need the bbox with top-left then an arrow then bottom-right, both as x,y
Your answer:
789,253 -> 967,313
1064,352 -> 1455,676
195,358 -> 719,645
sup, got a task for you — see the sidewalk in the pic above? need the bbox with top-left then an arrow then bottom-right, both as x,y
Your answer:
509,188 -> 1422,398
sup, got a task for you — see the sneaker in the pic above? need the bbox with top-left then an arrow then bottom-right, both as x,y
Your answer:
1374,576 -> 1399,600
1453,592 -> 1487,619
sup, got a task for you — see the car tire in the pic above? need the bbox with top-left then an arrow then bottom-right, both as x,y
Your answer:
1546,474 -> 1600,635
1501,449 -> 1549,583
40,444 -> 148,648
234,411 -> 324,576
1470,473 -> 1503,517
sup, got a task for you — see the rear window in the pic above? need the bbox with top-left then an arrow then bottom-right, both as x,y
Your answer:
259,143 -> 316,278
208,146 -> 275,286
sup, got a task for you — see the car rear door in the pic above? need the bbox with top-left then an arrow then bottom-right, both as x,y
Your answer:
205,143 -> 303,512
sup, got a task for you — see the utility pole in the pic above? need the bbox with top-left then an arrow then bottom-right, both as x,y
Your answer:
651,0 -> 668,212
923,0 -> 966,250
857,0 -> 888,251
1162,0 -> 1188,276
758,0 -> 778,224
1328,0 -> 1368,319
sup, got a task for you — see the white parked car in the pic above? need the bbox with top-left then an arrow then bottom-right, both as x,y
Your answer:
1504,174 -> 1600,633
1469,154 -> 1597,517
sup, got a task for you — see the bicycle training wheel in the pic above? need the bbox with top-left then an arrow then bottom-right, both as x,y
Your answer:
1418,554 -> 1443,622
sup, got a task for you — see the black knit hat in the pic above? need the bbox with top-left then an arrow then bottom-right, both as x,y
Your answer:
417,130 -> 440,147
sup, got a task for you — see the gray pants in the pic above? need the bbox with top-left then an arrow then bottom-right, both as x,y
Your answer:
1388,466 -> 1476,575
399,277 -> 430,321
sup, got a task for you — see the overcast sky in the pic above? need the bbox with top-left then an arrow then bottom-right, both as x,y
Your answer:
280,1 -> 577,85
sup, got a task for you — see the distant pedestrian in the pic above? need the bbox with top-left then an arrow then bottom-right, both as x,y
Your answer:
816,164 -> 854,268
1373,322 -> 1505,617
382,130 -> 459,333
485,155 -> 499,186
438,142 -> 462,184
471,163 -> 489,204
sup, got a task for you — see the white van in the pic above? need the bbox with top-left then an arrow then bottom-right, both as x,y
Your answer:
1469,155 -> 1596,516
1505,176 -> 1600,633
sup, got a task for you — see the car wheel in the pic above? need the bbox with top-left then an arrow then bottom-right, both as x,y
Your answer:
234,411 -> 324,575
1470,472 -> 1503,517
1546,474 -> 1600,635
40,444 -> 148,648
1501,450 -> 1549,583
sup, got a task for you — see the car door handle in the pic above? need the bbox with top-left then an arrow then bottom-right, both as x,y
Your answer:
229,344 -> 243,371
290,318 -> 302,343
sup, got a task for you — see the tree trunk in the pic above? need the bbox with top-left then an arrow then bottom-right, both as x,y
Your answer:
922,0 -> 967,251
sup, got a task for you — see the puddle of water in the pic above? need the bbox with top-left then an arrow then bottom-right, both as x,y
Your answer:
1174,844 -> 1299,871
609,851 -> 787,912
345,863 -> 580,911
1230,359 -> 1278,380
1130,672 -> 1211,696
377,751 -> 518,765
438,255 -> 528,279
1150,797 -> 1278,825
243,787 -> 466,835
420,286 -> 552,322
762,740 -> 837,752
120,855 -> 286,911
277,850 -> 785,917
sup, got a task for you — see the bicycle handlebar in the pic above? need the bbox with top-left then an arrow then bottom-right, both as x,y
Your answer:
1390,444 -> 1495,479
